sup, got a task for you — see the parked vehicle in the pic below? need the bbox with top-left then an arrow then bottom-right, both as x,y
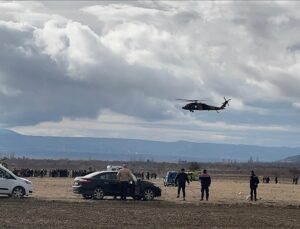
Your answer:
186,171 -> 198,181
0,164 -> 33,198
163,171 -> 178,186
72,171 -> 161,201
106,165 -> 122,171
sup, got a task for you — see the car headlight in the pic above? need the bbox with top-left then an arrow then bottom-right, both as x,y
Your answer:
24,180 -> 32,185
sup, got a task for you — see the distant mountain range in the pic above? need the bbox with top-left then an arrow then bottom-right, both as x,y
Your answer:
0,129 -> 299,162
280,155 -> 300,163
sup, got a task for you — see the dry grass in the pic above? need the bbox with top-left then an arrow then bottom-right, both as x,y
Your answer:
30,177 -> 300,206
161,179 -> 300,205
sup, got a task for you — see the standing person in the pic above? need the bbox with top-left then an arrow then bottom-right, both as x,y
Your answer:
117,164 -> 133,200
250,170 -> 260,201
175,168 -> 190,201
275,176 -> 278,184
199,169 -> 211,201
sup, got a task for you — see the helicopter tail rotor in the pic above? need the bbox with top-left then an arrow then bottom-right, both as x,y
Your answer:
224,97 -> 231,105
221,97 -> 231,109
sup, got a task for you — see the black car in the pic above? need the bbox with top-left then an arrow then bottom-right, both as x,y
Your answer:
72,171 -> 161,201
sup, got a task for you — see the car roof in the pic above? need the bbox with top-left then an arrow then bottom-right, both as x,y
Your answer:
83,170 -> 116,178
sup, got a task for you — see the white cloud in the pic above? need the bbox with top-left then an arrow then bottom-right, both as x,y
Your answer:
1,1 -> 300,146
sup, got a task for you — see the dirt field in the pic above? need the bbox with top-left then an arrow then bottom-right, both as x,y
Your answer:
26,177 -> 300,205
1,177 -> 300,228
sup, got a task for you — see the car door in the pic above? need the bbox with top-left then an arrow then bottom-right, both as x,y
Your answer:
105,172 -> 120,196
96,172 -> 120,196
0,168 -> 15,194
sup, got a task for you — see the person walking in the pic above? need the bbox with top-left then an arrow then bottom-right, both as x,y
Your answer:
275,176 -> 278,184
175,168 -> 190,201
117,164 -> 133,200
250,170 -> 260,201
199,169 -> 211,201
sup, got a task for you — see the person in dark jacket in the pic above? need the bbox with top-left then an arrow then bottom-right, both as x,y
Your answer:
175,168 -> 190,200
250,170 -> 259,201
199,169 -> 211,201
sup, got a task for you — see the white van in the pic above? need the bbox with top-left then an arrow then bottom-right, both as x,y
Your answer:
0,164 -> 33,198
106,165 -> 122,171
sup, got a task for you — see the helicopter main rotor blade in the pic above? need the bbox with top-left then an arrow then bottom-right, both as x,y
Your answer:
224,97 -> 231,102
176,99 -> 206,102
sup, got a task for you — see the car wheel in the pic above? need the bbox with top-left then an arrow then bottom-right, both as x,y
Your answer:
12,187 -> 25,198
82,194 -> 92,199
93,187 -> 104,200
143,188 -> 154,201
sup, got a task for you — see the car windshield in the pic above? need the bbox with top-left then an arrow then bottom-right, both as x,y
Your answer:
0,165 -> 15,178
0,169 -> 6,178
0,168 -> 11,178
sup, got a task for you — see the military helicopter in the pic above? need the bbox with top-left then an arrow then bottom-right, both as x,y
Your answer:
177,97 -> 231,112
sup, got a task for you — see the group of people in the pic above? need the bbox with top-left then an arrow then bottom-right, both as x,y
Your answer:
262,176 -> 279,184
174,169 -> 261,202
175,168 -> 211,201
12,168 -> 92,178
134,171 -> 157,180
262,176 -> 271,183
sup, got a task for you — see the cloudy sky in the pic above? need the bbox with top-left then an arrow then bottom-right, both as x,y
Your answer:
0,1 -> 300,147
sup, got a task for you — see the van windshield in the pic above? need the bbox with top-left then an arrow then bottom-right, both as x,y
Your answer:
169,172 -> 177,178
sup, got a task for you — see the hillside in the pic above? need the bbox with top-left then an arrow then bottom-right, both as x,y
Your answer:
0,129 -> 299,162
280,155 -> 300,163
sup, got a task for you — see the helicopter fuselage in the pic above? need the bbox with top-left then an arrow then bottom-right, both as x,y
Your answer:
182,102 -> 223,112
